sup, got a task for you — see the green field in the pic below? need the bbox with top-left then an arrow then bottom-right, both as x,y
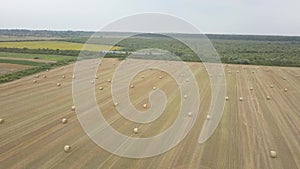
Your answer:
0,59 -> 45,66
0,52 -> 74,61
0,41 -> 120,51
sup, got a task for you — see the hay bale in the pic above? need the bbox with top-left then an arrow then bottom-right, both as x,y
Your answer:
270,85 -> 274,88
114,102 -> 119,107
71,105 -> 75,111
284,88 -> 288,92
43,75 -> 47,78
252,71 -> 255,73
99,86 -> 103,90
46,69 -> 49,72
57,83 -> 61,86
270,150 -> 277,158
72,75 -> 75,79
133,127 -> 139,134
143,104 -> 147,108
250,87 -> 254,91
62,75 -> 65,79
236,71 -> 240,73
107,79 -> 111,83
184,94 -> 188,99
283,77 -> 286,80
266,96 -> 271,100
206,115 -> 211,120
225,96 -> 229,101
239,97 -> 243,101
130,84 -> 134,88
95,76 -> 98,79
61,118 -> 68,124
159,76 -> 162,79
0,119 -> 4,124
64,145 -> 71,152
61,67 -> 64,70
141,75 -> 145,79
33,80 -> 37,83
153,86 -> 157,90
34,74 -> 39,78
91,80 -> 94,84
188,112 -> 192,117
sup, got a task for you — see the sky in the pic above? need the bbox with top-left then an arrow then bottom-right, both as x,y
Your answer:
1,0 -> 300,36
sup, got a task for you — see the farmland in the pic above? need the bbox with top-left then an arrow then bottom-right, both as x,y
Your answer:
0,58 -> 299,169
0,41 -> 120,51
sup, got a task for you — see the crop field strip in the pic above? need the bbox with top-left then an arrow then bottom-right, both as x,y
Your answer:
0,59 -> 299,169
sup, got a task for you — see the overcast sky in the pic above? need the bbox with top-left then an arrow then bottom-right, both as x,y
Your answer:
1,0 -> 300,36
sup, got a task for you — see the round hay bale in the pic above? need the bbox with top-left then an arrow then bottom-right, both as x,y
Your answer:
91,80 -> 94,84
61,118 -> 68,124
153,86 -> 157,90
283,77 -> 286,80
206,115 -> 211,120
252,71 -> 255,73
159,76 -> 162,79
99,86 -> 103,90
133,127 -> 139,134
228,70 -> 231,73
141,75 -> 145,79
57,83 -> 61,87
64,145 -> 71,152
107,79 -> 111,83
34,74 -> 39,78
270,85 -> 274,88
114,102 -> 119,107
95,76 -> 98,79
61,67 -> 64,70
62,75 -> 65,79
236,70 -> 240,73
43,75 -> 47,78
270,150 -> 277,158
0,118 -> 5,124
33,80 -> 37,83
188,112 -> 192,117
46,69 -> 49,72
71,105 -> 75,111
225,96 -> 229,101
143,104 -> 147,108
284,88 -> 288,92
130,84 -> 134,88
239,97 -> 243,101
250,87 -> 254,91
72,75 -> 75,79
184,94 -> 188,99
266,96 -> 271,100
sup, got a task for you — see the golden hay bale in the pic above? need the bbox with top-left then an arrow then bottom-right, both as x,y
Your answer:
91,80 -> 94,84
99,86 -> 103,90
43,75 -> 47,78
34,74 -> 39,78
236,70 -> 240,73
141,75 -> 145,79
95,76 -> 98,79
64,145 -> 71,152
153,86 -> 157,90
184,94 -> 188,99
62,75 -> 65,79
225,96 -> 229,101
143,104 -> 147,108
33,80 -> 37,83
283,77 -> 286,80
270,150 -> 277,158
72,75 -> 75,79
266,96 -> 271,100
133,127 -> 139,134
71,105 -> 75,111
0,118 -> 5,124
239,97 -> 243,101
114,102 -> 119,107
270,85 -> 274,88
250,87 -> 254,91
130,84 -> 134,88
206,115 -> 211,120
159,76 -> 162,79
61,67 -> 64,70
107,79 -> 111,83
188,112 -> 192,117
57,83 -> 61,86
46,69 -> 49,72
61,118 -> 68,124
284,88 -> 288,92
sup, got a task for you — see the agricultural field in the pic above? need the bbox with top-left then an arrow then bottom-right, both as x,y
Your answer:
0,58 -> 299,169
0,41 -> 120,51
0,63 -> 32,75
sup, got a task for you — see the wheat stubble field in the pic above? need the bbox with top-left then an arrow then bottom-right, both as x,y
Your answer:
0,58 -> 299,169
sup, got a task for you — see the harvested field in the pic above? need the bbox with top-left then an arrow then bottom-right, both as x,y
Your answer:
0,59 -> 299,169
0,63 -> 32,75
